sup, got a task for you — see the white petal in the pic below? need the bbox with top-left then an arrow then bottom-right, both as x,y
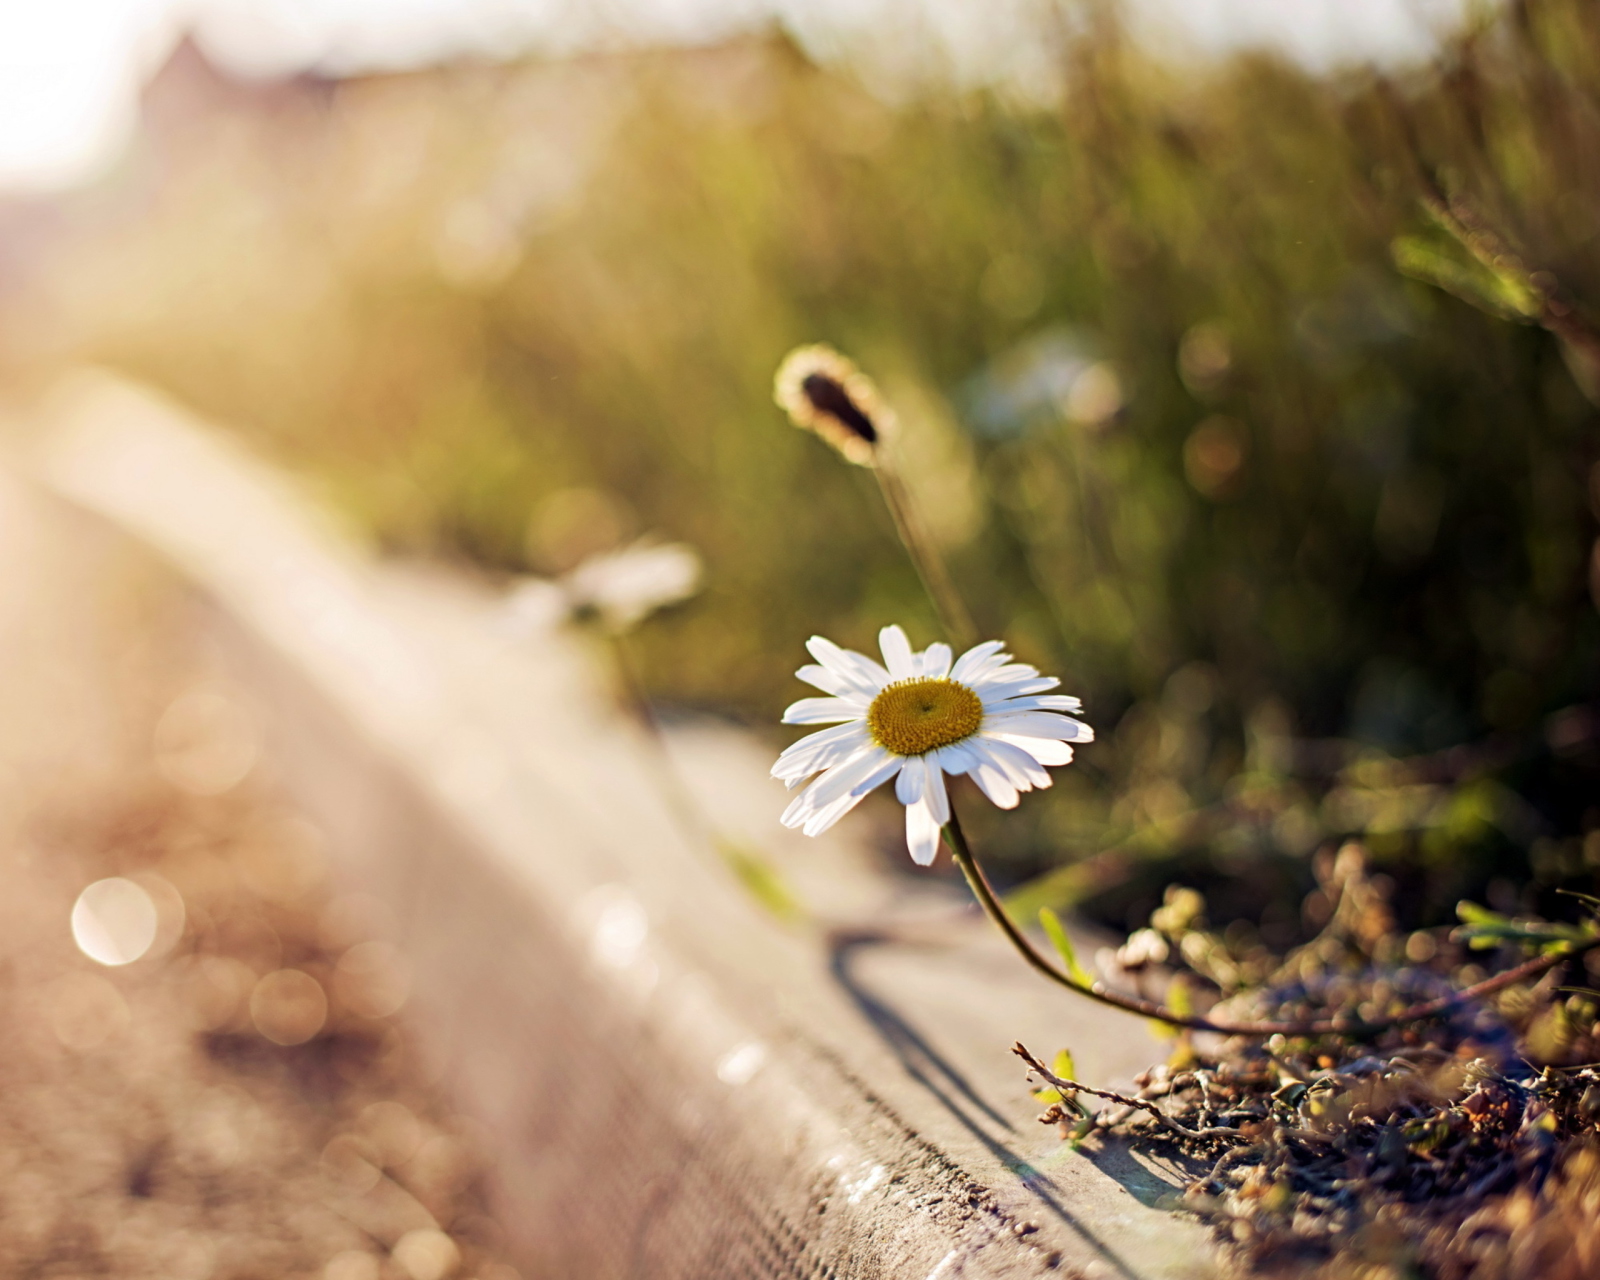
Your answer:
806,635 -> 889,694
978,678 -> 1061,706
782,784 -> 819,827
501,578 -> 569,635
932,740 -> 982,776
785,778 -> 855,833
780,747 -> 884,827
565,540 -> 702,630
803,788 -> 871,836
993,733 -> 1075,766
972,661 -> 1042,687
802,753 -> 904,836
977,734 -> 1052,789
808,746 -> 897,809
780,754 -> 868,825
923,755 -> 950,824
905,800 -> 942,865
991,692 -> 1084,715
894,755 -> 927,806
782,695 -> 869,725
781,791 -> 806,826
878,625 -> 916,680
950,639 -> 1008,684
850,751 -> 905,797
795,663 -> 861,696
964,740 -> 1021,809
773,722 -> 871,783
981,710 -> 1093,741
916,642 -> 953,679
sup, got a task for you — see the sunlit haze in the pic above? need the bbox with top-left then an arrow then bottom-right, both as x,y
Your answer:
0,0 -> 1470,193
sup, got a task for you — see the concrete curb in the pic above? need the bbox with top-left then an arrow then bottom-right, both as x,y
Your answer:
25,371 -> 1219,1279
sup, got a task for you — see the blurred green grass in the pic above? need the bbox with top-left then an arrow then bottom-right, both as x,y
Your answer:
19,2 -> 1600,934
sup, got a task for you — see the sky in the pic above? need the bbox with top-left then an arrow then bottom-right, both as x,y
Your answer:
0,0 -> 1471,193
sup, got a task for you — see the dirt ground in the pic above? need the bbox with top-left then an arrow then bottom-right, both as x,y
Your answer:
0,725 -> 514,1280
0,471 -> 526,1280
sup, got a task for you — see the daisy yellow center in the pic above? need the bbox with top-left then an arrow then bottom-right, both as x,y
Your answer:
867,677 -> 983,757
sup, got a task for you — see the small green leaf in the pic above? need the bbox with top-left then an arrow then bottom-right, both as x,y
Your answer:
1454,901 -> 1589,952
1032,1049 -> 1090,1119
718,841 -> 804,923
1402,1116 -> 1450,1154
1456,901 -> 1507,927
1391,229 -> 1540,321
1555,890 -> 1600,928
1039,908 -> 1093,987
1167,975 -> 1194,1018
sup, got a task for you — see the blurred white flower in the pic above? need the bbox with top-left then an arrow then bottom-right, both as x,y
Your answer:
504,538 -> 702,635
772,625 -> 1093,865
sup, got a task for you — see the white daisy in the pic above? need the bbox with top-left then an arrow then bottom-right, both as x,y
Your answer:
504,539 -> 702,635
772,625 -> 1094,865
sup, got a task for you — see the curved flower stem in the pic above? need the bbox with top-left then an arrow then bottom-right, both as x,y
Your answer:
940,804 -> 1600,1038
874,463 -> 977,651
608,630 -> 807,924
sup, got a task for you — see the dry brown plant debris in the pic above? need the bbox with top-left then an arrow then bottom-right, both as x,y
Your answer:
1021,846 -> 1600,1278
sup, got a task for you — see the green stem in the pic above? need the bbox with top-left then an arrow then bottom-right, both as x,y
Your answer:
875,462 -> 977,651
609,629 -> 808,924
607,630 -> 712,845
941,804 -> 1599,1039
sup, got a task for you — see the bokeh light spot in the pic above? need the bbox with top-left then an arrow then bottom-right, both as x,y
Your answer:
332,940 -> 411,1019
358,1100 -> 423,1165
392,1228 -> 461,1280
71,876 -> 159,965
45,972 -> 131,1050
154,689 -> 259,795
320,1133 -> 383,1193
249,968 -> 328,1045
324,1251 -> 381,1280
716,1040 -> 767,1085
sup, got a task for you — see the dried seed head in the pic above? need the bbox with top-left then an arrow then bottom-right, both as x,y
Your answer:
773,344 -> 893,467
